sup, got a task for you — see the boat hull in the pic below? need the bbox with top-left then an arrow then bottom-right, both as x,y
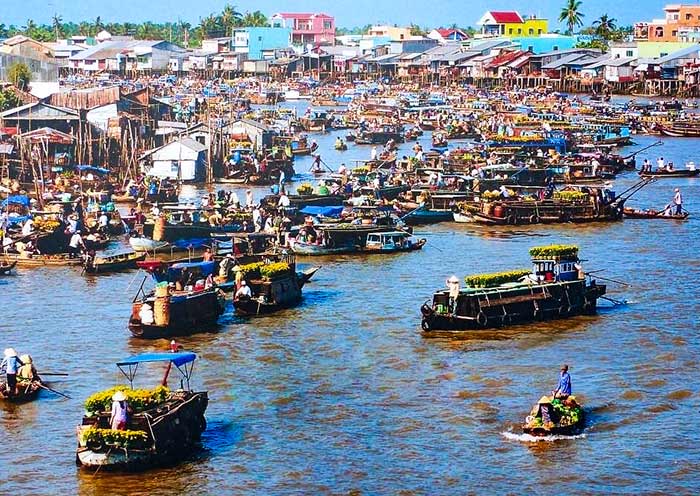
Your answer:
421,280 -> 606,332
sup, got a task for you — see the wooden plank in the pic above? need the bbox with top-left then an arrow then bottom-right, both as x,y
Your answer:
479,291 -> 550,308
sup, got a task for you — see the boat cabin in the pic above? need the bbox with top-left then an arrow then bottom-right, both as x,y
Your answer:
366,231 -> 412,249
531,257 -> 580,283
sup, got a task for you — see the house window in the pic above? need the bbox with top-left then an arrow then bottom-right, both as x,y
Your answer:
626,50 -> 633,57
656,27 -> 664,37
687,13 -> 693,20
553,45 -> 559,51
258,36 -> 262,41
323,20 -> 332,30
509,28 -> 513,34
517,28 -> 522,34
672,30 -> 678,37
538,29 -> 542,34
529,28 -> 534,35
528,45 -> 534,52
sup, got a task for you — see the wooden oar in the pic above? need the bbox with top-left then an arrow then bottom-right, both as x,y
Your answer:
38,383 -> 71,399
39,372 -> 69,376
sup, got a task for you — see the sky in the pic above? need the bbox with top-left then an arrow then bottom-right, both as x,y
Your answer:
1,0 -> 656,29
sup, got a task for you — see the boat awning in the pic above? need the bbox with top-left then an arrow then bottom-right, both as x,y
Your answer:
117,352 -> 197,367
300,206 -> 345,217
76,165 -> 110,175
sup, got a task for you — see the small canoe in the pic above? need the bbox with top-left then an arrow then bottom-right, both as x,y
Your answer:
0,379 -> 42,403
1,254 -> 82,267
84,250 -> 147,274
623,207 -> 689,220
522,395 -> 585,437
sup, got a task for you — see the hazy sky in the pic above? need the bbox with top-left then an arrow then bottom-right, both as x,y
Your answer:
2,0 -> 655,28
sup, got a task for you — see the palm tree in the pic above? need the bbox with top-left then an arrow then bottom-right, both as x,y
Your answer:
241,11 -> 268,27
220,4 -> 243,35
94,16 -> 103,35
52,14 -> 63,41
78,21 -> 91,36
559,0 -> 585,35
593,14 -> 617,39
198,15 -> 218,39
23,19 -> 37,35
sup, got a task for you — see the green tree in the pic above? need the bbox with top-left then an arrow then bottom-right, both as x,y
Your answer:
409,24 -> 425,36
559,0 -> 585,35
593,14 -> 617,39
220,4 -> 243,35
241,11 -> 268,27
0,88 -> 22,112
7,62 -> 32,91
94,16 -> 103,35
52,14 -> 63,41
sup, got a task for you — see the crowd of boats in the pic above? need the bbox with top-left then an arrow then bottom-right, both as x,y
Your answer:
1,80 -> 695,471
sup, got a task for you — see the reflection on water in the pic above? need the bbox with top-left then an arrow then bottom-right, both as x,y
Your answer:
2,126 -> 700,494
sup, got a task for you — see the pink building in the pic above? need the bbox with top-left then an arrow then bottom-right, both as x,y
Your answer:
270,13 -> 335,46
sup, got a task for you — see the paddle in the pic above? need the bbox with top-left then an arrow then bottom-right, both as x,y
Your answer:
39,372 -> 69,376
584,272 -> 631,287
38,383 -> 71,399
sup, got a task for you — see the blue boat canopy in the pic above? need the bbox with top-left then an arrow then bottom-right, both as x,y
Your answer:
76,165 -> 110,175
117,352 -> 196,367
300,206 -> 344,217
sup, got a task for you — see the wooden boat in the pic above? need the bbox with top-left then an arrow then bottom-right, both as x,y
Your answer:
401,205 -> 455,225
522,395 -> 584,436
76,352 -> 208,471
334,141 -> 348,151
623,207 -> 689,220
639,168 -> 700,178
657,122 -> 700,137
290,240 -> 358,256
420,245 -> 606,332
0,261 -> 17,275
0,379 -> 42,403
84,249 -> 147,274
0,253 -> 82,267
233,270 -> 303,316
364,231 -> 426,253
128,271 -> 226,338
452,211 -> 474,223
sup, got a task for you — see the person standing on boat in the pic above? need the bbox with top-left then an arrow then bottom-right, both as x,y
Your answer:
553,365 -> 572,399
446,276 -> 460,315
1,348 -> 24,396
673,188 -> 683,215
370,146 -> 378,161
110,391 -> 129,430
68,230 -> 85,258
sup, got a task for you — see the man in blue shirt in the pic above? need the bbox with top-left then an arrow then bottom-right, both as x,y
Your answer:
1,348 -> 24,397
554,364 -> 572,399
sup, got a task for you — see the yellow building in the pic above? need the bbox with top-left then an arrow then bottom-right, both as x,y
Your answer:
367,25 -> 414,41
477,11 -> 548,38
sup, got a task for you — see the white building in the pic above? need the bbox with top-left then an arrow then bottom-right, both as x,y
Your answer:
141,137 -> 208,182
69,40 -> 186,72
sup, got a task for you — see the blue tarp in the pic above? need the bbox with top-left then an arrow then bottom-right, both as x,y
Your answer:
300,206 -> 344,217
2,195 -> 30,208
170,238 -> 212,250
76,165 -> 110,175
167,261 -> 216,281
117,352 -> 197,367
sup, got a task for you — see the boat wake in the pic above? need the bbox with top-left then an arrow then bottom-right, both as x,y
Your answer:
501,431 -> 587,443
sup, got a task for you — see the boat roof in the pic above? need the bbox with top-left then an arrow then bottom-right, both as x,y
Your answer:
117,352 -> 196,367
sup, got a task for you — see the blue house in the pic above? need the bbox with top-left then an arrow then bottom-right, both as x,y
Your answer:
232,27 -> 291,60
512,35 -> 578,54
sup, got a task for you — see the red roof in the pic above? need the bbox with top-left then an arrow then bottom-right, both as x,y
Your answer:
489,11 -> 523,24
485,50 -> 529,69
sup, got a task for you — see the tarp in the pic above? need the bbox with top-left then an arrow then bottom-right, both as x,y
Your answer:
300,206 -> 344,217
117,352 -> 196,367
2,195 -> 30,207
167,260 -> 216,280
76,165 -> 110,175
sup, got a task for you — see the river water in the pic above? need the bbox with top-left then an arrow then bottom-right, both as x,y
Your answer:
2,103 -> 700,494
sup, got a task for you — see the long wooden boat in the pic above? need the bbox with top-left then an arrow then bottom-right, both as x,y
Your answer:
290,241 -> 358,256
623,207 -> 689,220
420,245 -> 606,333
364,231 -> 426,253
129,237 -> 170,253
84,249 -> 147,274
76,353 -> 208,471
522,395 -> 584,437
0,261 -> 17,275
639,168 -> 700,178
0,253 -> 82,267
